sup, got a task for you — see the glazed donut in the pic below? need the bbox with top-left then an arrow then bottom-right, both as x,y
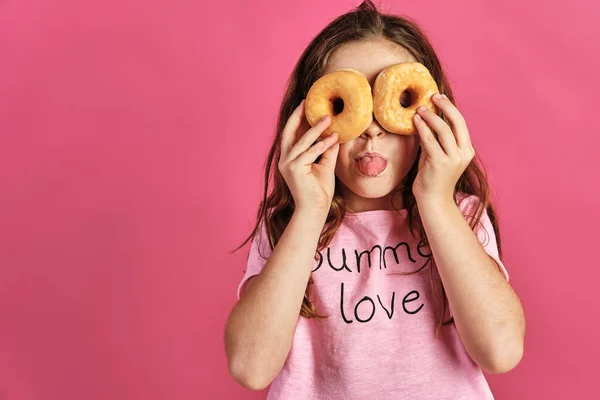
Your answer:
373,62 -> 439,135
305,69 -> 373,143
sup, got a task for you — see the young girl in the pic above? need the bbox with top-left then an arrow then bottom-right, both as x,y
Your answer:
225,1 -> 526,398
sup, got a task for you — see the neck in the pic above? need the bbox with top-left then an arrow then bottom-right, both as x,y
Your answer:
339,183 -> 406,213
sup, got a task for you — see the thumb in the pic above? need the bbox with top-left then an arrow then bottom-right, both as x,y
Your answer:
418,146 -> 426,170
318,141 -> 340,170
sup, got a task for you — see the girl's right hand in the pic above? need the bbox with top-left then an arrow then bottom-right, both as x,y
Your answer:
278,100 -> 340,214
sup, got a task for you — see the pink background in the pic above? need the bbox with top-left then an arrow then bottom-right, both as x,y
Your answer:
0,0 -> 598,399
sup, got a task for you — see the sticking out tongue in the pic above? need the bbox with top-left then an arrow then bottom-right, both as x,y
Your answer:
357,156 -> 387,176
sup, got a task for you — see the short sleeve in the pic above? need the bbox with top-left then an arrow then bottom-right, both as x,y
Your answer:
236,221 -> 273,300
458,194 -> 509,282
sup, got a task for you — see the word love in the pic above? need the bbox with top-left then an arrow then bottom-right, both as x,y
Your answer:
339,282 -> 424,324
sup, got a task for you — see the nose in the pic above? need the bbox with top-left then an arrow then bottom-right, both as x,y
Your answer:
360,119 -> 386,140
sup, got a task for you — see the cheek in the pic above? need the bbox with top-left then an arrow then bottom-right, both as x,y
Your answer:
334,146 -> 355,173
337,145 -> 352,163
335,154 -> 353,171
402,135 -> 420,153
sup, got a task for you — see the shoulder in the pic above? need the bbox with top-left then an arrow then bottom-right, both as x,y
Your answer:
248,209 -> 276,257
455,191 -> 489,217
455,191 -> 480,207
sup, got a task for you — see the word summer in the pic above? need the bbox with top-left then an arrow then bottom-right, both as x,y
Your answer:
312,241 -> 430,274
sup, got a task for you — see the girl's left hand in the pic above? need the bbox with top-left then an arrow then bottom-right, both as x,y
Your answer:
412,94 -> 475,205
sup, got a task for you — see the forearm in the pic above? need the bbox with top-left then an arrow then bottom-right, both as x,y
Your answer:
418,199 -> 525,374
226,208 -> 328,389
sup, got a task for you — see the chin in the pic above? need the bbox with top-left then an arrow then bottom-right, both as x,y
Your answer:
339,176 -> 401,199
353,184 -> 398,198
336,159 -> 406,200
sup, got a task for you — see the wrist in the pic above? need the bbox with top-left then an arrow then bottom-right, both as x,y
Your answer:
294,206 -> 330,223
415,193 -> 455,208
416,196 -> 458,217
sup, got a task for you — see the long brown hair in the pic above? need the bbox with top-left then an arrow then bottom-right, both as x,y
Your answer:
230,0 -> 502,337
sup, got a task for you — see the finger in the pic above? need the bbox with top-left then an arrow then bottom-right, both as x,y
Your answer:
432,94 -> 471,150
296,132 -> 339,166
416,106 -> 458,156
413,113 -> 446,160
280,100 -> 306,159
288,115 -> 331,161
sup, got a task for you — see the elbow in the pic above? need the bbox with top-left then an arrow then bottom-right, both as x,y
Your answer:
228,358 -> 272,391
224,305 -> 279,391
481,341 -> 524,374
224,312 -> 274,391
480,315 -> 526,375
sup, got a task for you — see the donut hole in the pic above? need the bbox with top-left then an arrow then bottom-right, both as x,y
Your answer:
331,97 -> 344,115
399,90 -> 413,108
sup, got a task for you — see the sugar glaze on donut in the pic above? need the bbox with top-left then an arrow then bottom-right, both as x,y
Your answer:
305,69 -> 373,143
373,62 -> 439,135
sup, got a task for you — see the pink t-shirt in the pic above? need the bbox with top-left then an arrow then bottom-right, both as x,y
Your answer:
236,193 -> 509,399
